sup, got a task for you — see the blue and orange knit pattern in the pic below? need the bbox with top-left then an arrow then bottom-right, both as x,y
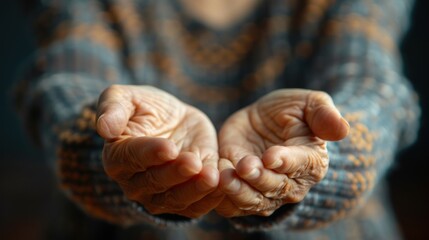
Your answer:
14,0 -> 420,239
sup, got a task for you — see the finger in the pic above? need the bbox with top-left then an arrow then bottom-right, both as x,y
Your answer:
261,145 -> 328,181
215,196 -> 277,218
169,106 -> 219,170
103,137 -> 179,180
150,165 -> 219,211
219,167 -> 282,212
129,137 -> 180,169
218,158 -> 235,172
196,138 -> 218,169
304,91 -> 350,141
219,142 -> 258,166
215,198 -> 246,217
96,85 -> 135,139
235,156 -> 292,199
218,110 -> 265,165
127,152 -> 202,195
176,190 -> 225,218
182,111 -> 219,170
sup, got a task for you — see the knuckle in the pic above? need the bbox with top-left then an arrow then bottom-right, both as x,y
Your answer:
304,151 -> 328,182
311,168 -> 328,182
309,157 -> 329,182
285,194 -> 300,203
102,143 -> 135,182
122,184 -> 143,203
154,192 -> 188,211
286,190 -> 307,203
218,145 -> 234,159
254,198 -> 282,213
238,194 -> 264,211
310,90 -> 331,102
265,179 -> 292,199
143,170 -> 167,194
258,209 -> 275,217
103,162 -> 131,182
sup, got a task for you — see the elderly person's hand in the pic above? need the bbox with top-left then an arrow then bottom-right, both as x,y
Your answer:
96,85 -> 223,218
215,89 -> 350,217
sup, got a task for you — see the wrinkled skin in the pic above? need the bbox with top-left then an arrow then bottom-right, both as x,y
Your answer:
215,89 -> 349,217
96,85 -> 349,218
96,85 -> 223,218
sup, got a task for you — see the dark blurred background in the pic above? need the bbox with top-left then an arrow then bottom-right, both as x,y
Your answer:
1,0 -> 428,239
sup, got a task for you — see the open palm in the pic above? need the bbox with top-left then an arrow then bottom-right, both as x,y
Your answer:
96,85 -> 222,218
216,89 -> 349,217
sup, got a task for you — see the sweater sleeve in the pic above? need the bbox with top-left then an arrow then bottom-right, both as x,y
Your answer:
229,0 -> 420,230
14,0 -> 196,227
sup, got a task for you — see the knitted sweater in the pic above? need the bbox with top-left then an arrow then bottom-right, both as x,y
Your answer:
15,0 -> 420,239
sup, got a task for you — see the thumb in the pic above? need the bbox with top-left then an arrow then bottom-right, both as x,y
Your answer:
96,85 -> 134,140
304,91 -> 350,141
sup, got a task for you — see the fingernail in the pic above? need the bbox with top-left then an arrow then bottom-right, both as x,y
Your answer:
96,115 -> 112,137
341,117 -> 350,136
341,117 -> 350,128
225,178 -> 240,193
96,114 -> 104,124
245,168 -> 260,180
268,160 -> 282,169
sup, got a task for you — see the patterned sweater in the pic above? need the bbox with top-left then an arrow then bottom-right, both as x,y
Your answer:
15,0 -> 420,239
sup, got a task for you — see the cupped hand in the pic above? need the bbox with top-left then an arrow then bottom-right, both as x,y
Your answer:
215,89 -> 349,217
96,85 -> 223,218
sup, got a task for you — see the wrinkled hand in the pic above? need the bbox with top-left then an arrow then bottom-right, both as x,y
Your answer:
215,89 -> 349,217
96,85 -> 223,218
